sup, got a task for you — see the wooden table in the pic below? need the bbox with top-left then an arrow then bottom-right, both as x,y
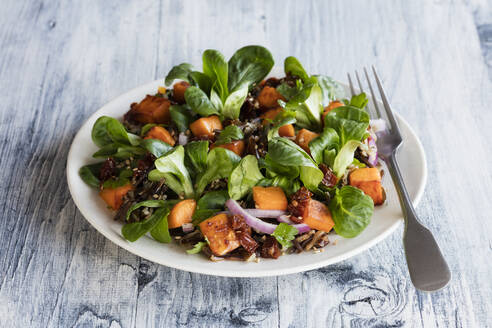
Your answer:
1,0 -> 491,326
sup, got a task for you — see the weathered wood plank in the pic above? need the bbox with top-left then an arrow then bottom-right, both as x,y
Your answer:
0,0 -> 491,327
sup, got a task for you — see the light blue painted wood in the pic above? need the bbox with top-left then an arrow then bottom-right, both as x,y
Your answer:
0,0 -> 491,327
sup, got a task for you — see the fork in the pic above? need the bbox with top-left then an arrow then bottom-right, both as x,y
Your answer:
347,67 -> 451,292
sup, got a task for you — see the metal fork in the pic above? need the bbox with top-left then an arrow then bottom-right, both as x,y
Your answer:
347,67 -> 451,292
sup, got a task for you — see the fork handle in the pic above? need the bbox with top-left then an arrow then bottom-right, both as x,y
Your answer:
386,153 -> 451,291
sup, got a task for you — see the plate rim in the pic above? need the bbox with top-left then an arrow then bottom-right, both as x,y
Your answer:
66,78 -> 427,277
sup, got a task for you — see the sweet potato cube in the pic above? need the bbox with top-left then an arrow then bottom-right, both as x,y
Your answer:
252,186 -> 288,211
99,183 -> 133,210
296,129 -> 319,153
211,140 -> 245,157
128,95 -> 171,124
257,86 -> 285,109
199,214 -> 240,256
189,115 -> 223,138
168,199 -> 196,229
144,126 -> 175,146
278,124 -> 295,137
301,199 -> 335,232
173,81 -> 190,104
322,100 -> 344,122
349,168 -> 384,205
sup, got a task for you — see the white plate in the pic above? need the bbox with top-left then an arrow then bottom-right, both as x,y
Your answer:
66,73 -> 427,277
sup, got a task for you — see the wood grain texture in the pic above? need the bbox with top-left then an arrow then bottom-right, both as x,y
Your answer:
0,0 -> 491,327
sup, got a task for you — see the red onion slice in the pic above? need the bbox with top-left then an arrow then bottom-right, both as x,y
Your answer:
178,132 -> 188,146
226,199 -> 310,235
219,209 -> 286,218
182,223 -> 194,233
367,136 -> 378,167
245,209 -> 286,218
226,199 -> 278,234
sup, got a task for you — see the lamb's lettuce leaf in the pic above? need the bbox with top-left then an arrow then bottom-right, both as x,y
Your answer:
215,125 -> 244,146
323,106 -> 369,146
284,56 -> 309,82
228,45 -> 274,92
184,141 -> 209,176
329,186 -> 373,238
184,86 -> 220,117
148,146 -> 194,198
202,50 -> 229,102
267,137 -> 323,191
169,105 -> 194,133
309,127 -> 339,165
165,63 -> 193,85
195,147 -> 241,195
228,155 -> 264,200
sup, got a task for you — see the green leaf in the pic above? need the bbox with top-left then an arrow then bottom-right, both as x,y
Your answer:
140,139 -> 172,158
349,92 -> 369,109
184,86 -> 220,117
314,75 -> 345,107
122,206 -> 171,242
106,118 -> 140,146
257,176 -> 301,196
309,127 -> 339,165
150,208 -> 172,243
281,83 -> 323,130
92,116 -> 141,150
184,141 -> 209,175
352,158 -> 366,168
91,116 -> 114,147
329,186 -> 373,238
323,148 -> 337,168
284,56 -> 309,82
228,155 -> 264,200
189,71 -> 213,95
153,146 -> 195,198
210,89 -> 224,112
261,154 -> 300,179
276,82 -> 300,101
79,163 -> 102,188
215,125 -> 244,146
141,124 -> 157,136
170,104 -> 193,133
186,241 -> 207,254
332,140 -> 362,178
267,138 -> 323,191
272,223 -> 299,249
202,49 -> 229,102
165,63 -> 193,85
126,199 -> 175,221
221,83 -> 248,119
228,45 -> 274,92
324,106 -> 370,146
197,190 -> 229,210
195,147 -> 241,195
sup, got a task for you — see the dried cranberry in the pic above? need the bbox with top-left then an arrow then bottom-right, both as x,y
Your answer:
230,215 -> 249,232
287,187 -> 313,217
236,231 -> 258,254
264,77 -> 281,87
319,164 -> 338,188
260,236 -> 281,259
99,158 -> 116,182
289,215 -> 304,224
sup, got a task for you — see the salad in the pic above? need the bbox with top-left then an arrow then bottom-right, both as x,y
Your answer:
79,46 -> 385,261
